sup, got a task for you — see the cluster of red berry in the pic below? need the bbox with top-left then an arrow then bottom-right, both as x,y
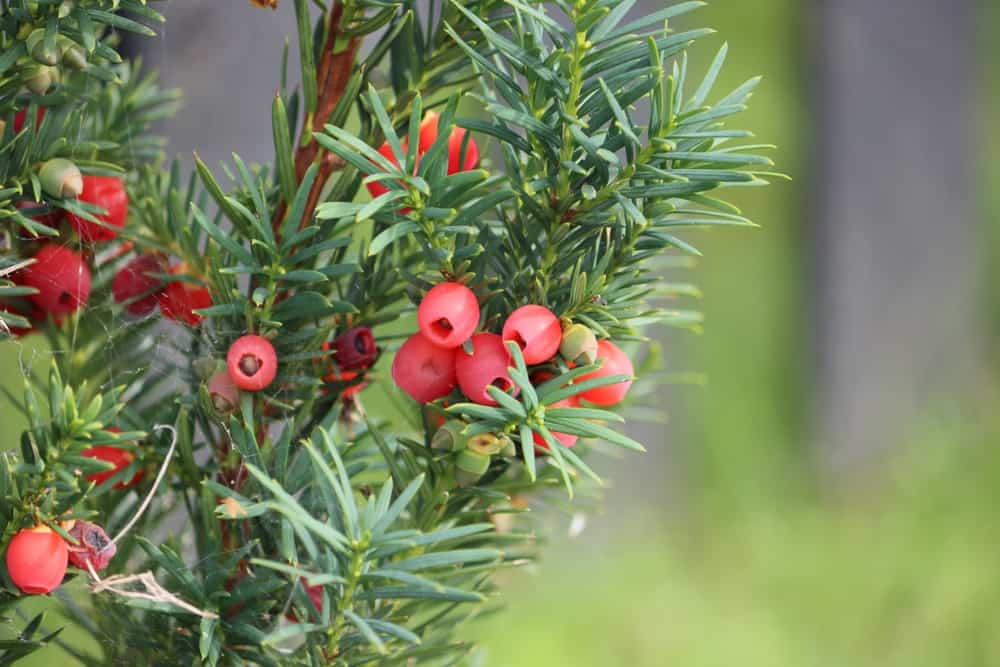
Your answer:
392,282 -> 634,455
366,111 -> 479,202
5,429 -> 142,595
3,127 -> 212,332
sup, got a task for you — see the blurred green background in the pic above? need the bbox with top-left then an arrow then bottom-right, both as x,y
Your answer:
6,0 -> 1000,665
473,1 -> 1000,666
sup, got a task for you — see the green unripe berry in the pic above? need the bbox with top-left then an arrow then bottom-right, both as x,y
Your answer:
456,449 -> 490,476
25,66 -> 57,95
39,158 -> 83,198
61,44 -> 87,70
432,420 -> 468,451
30,40 -> 59,66
498,434 -> 516,457
560,322 -> 599,365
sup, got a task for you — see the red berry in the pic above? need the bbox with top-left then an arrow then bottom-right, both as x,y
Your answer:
5,525 -> 68,594
82,444 -> 143,490
417,112 -> 440,153
533,396 -> 580,450
286,578 -> 324,621
227,335 -> 278,391
12,107 -> 45,133
365,140 -> 402,200
417,112 -> 479,174
455,333 -> 519,406
417,282 -> 479,349
159,281 -> 211,326
447,125 -> 479,174
66,175 -> 128,243
502,305 -> 561,365
576,340 -> 634,406
15,199 -> 62,227
331,326 -> 378,370
18,244 -> 92,315
208,371 -> 241,414
66,521 -> 116,571
112,255 -> 166,316
391,332 -> 458,403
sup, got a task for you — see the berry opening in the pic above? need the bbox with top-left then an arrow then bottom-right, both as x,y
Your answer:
239,354 -> 262,377
431,317 -> 454,339
509,331 -> 527,350
58,291 -> 71,305
491,377 -> 513,392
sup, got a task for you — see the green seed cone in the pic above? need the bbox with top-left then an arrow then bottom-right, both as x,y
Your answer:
39,158 -> 83,198
498,434 -> 516,457
30,40 -> 59,66
432,420 -> 468,451
456,449 -> 490,475
560,323 -> 599,365
25,66 -> 56,95
62,45 -> 87,70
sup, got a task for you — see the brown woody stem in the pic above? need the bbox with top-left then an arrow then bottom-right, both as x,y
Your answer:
272,2 -> 361,239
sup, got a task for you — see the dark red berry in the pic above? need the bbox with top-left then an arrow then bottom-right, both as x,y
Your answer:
227,335 -> 278,391
502,305 -> 561,365
417,282 -> 479,349
159,280 -> 211,326
331,326 -> 378,370
392,332 -> 458,403
455,332 -> 519,406
67,521 -> 116,571
19,244 -> 92,315
112,255 -> 166,316
576,340 -> 634,406
83,442 -> 143,490
15,199 -> 62,227
12,107 -> 45,133
66,175 -> 128,243
5,525 -> 68,594
286,578 -> 324,622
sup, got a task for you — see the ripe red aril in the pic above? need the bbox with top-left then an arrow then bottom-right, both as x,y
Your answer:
83,441 -> 143,490
112,254 -> 166,316
502,304 -> 561,365
455,333 -> 519,406
12,107 -> 45,133
391,332 -> 458,403
15,199 -> 62,228
227,335 -> 278,391
417,282 -> 479,349
366,111 -> 479,200
159,278 -> 211,326
417,111 -> 479,174
66,175 -> 129,243
4,525 -> 68,594
286,579 -> 324,622
19,244 -> 92,315
365,141 -> 402,200
576,339 -> 634,406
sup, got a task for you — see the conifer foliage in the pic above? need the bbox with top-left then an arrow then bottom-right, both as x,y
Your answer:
0,0 -> 775,663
